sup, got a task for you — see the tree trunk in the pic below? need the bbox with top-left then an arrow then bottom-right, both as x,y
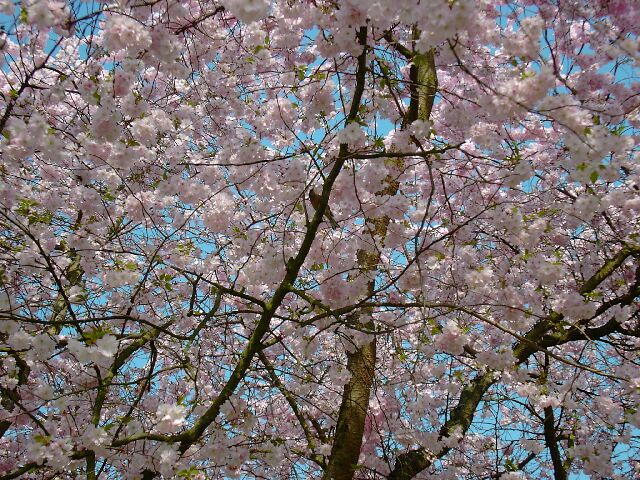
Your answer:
323,32 -> 437,479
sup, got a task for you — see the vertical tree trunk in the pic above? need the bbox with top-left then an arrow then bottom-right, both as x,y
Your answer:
323,32 -> 437,479
322,337 -> 377,480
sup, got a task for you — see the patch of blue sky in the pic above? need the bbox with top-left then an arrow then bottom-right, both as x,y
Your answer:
0,1 -> 104,63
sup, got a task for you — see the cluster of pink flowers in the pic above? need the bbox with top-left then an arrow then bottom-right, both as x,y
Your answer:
0,0 -> 638,479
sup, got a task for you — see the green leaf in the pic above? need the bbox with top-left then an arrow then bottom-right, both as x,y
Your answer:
33,434 -> 52,445
14,199 -> 52,225
177,241 -> 195,256
102,189 -> 116,202
16,198 -> 38,217
177,467 -> 201,479
590,171 -> 599,183
434,251 -> 446,261
84,326 -> 111,345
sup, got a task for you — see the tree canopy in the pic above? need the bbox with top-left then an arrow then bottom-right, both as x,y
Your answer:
0,1 -> 639,479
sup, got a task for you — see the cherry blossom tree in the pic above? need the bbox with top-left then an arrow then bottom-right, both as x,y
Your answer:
1,0 -> 639,479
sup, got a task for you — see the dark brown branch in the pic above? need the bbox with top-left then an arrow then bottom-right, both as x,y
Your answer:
389,244 -> 640,479
543,406 -> 567,480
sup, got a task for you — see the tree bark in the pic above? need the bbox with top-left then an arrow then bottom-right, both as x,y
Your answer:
388,246 -> 639,479
324,30 -> 437,479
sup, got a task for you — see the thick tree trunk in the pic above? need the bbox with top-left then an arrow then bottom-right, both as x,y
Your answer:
323,33 -> 437,479
322,339 -> 377,480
